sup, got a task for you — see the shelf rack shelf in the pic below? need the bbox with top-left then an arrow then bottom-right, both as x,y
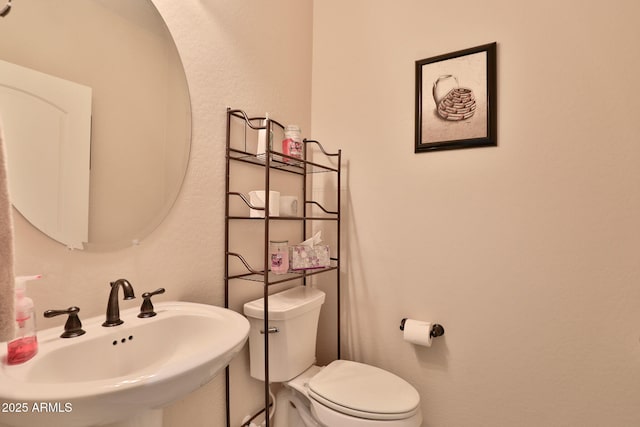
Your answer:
224,108 -> 341,427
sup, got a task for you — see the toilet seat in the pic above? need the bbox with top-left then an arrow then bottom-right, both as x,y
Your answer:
307,360 -> 421,421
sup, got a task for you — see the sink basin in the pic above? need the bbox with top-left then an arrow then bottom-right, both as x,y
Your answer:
0,301 -> 249,427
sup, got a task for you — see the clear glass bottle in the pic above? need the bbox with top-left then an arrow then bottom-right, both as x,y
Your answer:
269,240 -> 289,274
282,125 -> 302,162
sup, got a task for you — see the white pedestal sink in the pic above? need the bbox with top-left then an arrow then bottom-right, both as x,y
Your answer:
0,301 -> 249,427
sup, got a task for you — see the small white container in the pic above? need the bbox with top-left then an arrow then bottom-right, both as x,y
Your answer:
256,119 -> 273,161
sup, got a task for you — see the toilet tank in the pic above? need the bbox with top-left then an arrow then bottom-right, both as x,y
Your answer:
243,286 -> 325,382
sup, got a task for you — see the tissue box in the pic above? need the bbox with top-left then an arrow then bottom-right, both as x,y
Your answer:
290,245 -> 330,270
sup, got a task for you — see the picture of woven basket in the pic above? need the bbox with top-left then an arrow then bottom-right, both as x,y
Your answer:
432,75 -> 476,121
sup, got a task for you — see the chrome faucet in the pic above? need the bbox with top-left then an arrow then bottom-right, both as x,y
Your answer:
102,279 -> 135,327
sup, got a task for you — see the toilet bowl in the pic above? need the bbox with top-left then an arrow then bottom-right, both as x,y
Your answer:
244,286 -> 423,427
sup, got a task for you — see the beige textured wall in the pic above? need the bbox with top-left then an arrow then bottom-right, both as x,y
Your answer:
10,0 -> 312,426
9,1 -> 640,426
312,1 -> 640,426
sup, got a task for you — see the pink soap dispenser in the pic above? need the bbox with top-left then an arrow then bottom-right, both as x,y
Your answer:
6,275 -> 41,365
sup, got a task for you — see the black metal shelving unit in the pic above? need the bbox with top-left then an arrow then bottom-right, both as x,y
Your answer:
224,108 -> 341,427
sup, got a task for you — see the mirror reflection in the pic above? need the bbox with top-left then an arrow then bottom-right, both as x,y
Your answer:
0,0 -> 191,250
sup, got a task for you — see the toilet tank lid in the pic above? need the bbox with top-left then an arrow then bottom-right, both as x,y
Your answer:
243,286 -> 325,320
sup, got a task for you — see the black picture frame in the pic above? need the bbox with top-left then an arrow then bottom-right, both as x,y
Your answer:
415,42 -> 497,153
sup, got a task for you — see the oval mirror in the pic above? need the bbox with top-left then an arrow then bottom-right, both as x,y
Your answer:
0,0 -> 191,251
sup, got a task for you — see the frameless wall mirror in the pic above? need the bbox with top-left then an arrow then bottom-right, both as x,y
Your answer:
0,0 -> 191,251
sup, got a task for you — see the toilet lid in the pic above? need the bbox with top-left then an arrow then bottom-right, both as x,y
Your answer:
307,360 -> 420,421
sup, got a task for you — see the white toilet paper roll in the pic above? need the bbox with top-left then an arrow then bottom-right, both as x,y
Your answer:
248,190 -> 280,218
279,196 -> 298,216
403,319 -> 432,347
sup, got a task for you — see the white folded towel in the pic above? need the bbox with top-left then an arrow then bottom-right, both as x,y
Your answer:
0,115 -> 15,342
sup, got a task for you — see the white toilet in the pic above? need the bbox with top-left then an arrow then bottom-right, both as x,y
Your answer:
243,286 -> 423,427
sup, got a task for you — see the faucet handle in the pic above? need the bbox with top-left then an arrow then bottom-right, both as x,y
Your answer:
44,306 -> 86,338
138,288 -> 165,318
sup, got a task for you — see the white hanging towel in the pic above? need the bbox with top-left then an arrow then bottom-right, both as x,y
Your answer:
0,115 -> 15,342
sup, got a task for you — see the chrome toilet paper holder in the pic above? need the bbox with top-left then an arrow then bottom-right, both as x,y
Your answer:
399,318 -> 445,338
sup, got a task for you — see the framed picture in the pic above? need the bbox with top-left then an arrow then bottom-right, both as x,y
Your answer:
415,42 -> 497,153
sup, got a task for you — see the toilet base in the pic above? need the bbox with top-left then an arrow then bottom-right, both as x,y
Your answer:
274,387 -> 321,427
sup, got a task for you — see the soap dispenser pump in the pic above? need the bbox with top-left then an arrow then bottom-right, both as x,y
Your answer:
6,275 -> 41,365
